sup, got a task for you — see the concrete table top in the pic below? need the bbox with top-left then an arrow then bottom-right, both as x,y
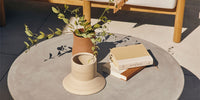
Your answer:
8,33 -> 184,100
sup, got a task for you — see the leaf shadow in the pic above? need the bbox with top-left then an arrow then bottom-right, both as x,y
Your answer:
44,45 -> 72,62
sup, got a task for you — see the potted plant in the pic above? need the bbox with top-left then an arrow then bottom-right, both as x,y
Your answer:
23,4 -> 114,95
24,5 -> 113,56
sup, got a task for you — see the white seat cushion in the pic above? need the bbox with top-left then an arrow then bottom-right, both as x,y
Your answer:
90,0 -> 177,9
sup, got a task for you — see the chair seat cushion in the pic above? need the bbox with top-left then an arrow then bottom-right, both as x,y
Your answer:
90,0 -> 177,9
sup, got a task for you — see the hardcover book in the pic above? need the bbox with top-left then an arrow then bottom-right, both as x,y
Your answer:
110,44 -> 153,70
110,62 -> 145,81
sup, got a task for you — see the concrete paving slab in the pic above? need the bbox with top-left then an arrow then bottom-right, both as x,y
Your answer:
1,0 -> 53,55
174,26 -> 200,79
0,73 -> 13,100
0,54 -> 17,81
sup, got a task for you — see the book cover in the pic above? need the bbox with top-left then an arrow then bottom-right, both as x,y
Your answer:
110,62 -> 145,81
110,44 -> 153,70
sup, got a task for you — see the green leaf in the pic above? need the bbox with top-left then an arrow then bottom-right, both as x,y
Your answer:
93,51 -> 98,55
96,37 -> 101,42
108,33 -> 114,35
95,46 -> 100,50
105,8 -> 110,11
37,31 -> 45,39
52,7 -> 59,14
28,37 -> 34,45
24,41 -> 30,49
55,30 -> 62,35
86,26 -> 93,32
100,16 -> 108,23
33,39 -> 38,43
79,16 -> 85,21
103,25 -> 107,29
107,20 -> 111,23
74,29 -> 80,35
63,18 -> 69,24
64,5 -> 69,10
48,28 -> 54,33
91,46 -> 95,51
58,13 -> 65,19
87,33 -> 94,38
93,24 -> 101,29
75,33 -> 82,37
91,38 -> 96,44
75,21 -> 78,26
56,28 -> 61,31
47,34 -> 54,39
71,7 -> 80,14
24,25 -> 33,37
83,22 -> 90,26
81,34 -> 87,38
25,30 -> 33,37
101,31 -> 106,36
75,14 -> 78,18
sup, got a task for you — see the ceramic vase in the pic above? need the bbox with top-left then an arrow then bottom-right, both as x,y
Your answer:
72,29 -> 94,55
63,52 -> 106,95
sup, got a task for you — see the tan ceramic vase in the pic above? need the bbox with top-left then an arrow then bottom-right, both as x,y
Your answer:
72,29 -> 94,55
63,52 -> 106,95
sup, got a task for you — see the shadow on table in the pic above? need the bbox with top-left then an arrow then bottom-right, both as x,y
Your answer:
97,35 -> 132,62
44,45 -> 72,62
96,36 -> 131,78
147,50 -> 158,68
179,66 -> 200,100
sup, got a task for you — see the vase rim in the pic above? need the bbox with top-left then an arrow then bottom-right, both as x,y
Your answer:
72,52 -> 96,66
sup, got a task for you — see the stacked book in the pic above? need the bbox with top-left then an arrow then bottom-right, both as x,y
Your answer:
109,44 -> 153,81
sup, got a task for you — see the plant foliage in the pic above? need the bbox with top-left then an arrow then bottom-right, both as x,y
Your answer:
24,25 -> 62,51
24,4 -> 113,56
51,5 -> 113,56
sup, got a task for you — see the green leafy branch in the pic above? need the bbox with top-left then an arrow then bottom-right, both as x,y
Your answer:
52,5 -> 114,56
24,25 -> 62,51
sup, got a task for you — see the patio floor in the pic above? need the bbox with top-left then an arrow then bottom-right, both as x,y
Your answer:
0,0 -> 200,99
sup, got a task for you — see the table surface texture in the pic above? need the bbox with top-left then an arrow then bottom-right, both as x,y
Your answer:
8,33 -> 184,100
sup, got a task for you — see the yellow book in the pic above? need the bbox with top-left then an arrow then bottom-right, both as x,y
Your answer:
110,44 -> 153,70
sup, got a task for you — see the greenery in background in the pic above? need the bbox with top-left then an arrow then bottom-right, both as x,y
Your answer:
24,4 -> 113,56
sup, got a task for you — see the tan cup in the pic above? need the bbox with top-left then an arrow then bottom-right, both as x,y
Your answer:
63,52 -> 106,95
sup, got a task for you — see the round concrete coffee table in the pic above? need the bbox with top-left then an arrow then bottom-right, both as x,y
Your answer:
8,33 -> 184,100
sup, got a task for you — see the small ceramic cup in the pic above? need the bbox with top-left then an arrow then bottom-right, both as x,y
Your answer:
63,52 -> 106,95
